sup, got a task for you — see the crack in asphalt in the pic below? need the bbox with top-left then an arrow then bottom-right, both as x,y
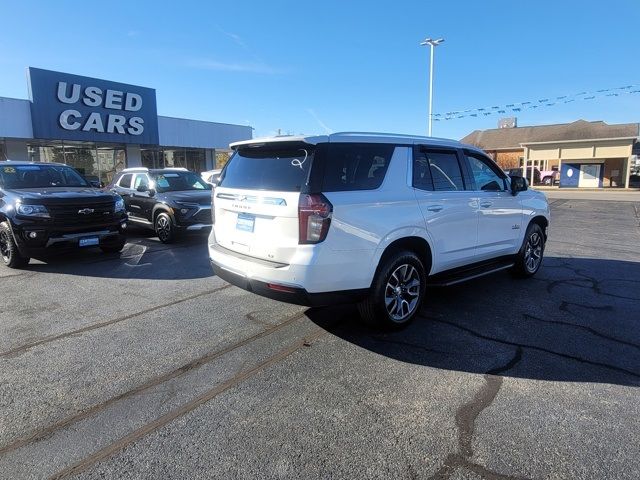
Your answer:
432,319 -> 640,380
429,347 -> 528,480
543,263 -> 640,301
521,313 -> 640,352
558,300 -> 613,313
367,336 -> 486,358
0,284 -> 232,358
0,309 -> 307,455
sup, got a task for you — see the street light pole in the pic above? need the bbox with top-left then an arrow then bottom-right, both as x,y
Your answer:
420,37 -> 444,136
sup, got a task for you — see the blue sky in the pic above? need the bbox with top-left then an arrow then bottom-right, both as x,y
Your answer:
1,0 -> 638,140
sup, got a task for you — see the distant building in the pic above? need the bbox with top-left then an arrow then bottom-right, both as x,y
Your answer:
461,120 -> 639,188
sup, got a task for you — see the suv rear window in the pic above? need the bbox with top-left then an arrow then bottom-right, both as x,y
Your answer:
320,143 -> 394,192
219,143 -> 313,192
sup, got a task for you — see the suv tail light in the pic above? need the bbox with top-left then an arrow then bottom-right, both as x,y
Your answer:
298,193 -> 332,244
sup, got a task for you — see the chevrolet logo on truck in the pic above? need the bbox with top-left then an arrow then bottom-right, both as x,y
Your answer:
78,208 -> 95,215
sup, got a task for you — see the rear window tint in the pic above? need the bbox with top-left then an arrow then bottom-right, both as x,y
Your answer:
321,143 -> 395,192
425,150 -> 464,191
413,148 -> 434,191
219,143 -> 313,192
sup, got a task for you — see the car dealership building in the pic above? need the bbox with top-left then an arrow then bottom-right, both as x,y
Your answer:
0,67 -> 253,185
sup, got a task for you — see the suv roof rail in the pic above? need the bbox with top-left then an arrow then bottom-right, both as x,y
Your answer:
121,167 -> 149,172
163,167 -> 189,171
331,131 -> 457,142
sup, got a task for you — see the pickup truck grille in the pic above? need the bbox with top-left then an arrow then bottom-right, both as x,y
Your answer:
47,201 -> 115,225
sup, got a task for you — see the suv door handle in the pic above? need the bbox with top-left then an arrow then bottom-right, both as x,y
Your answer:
479,201 -> 492,208
426,205 -> 444,212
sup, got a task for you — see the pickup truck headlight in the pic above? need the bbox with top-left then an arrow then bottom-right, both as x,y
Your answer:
114,198 -> 125,213
16,204 -> 50,218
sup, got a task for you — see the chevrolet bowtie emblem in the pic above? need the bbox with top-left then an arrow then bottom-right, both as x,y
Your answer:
78,208 -> 95,215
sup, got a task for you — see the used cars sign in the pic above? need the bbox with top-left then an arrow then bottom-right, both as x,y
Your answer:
27,67 -> 159,144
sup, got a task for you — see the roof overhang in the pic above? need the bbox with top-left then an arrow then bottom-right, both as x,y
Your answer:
520,136 -> 638,147
479,146 -> 524,151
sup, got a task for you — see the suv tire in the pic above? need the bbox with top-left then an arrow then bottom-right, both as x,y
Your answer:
512,223 -> 545,277
0,222 -> 30,268
358,250 -> 426,329
155,212 -> 176,244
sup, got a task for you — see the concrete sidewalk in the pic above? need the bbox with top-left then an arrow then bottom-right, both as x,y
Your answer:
534,187 -> 640,202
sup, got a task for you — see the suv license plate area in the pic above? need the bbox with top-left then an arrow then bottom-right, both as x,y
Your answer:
236,213 -> 255,233
79,236 -> 100,247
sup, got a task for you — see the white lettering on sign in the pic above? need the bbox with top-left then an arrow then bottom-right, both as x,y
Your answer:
105,90 -> 124,109
57,82 -> 81,104
127,117 -> 144,135
54,81 -> 146,136
107,115 -> 126,134
82,112 -> 105,132
125,93 -> 142,112
59,110 -> 82,130
83,86 -> 102,107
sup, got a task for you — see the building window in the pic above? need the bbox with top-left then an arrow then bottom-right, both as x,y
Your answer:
216,150 -> 232,169
141,148 -> 164,169
26,141 -> 125,186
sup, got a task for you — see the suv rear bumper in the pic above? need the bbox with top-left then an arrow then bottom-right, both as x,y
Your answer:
210,259 -> 368,307
208,242 -> 369,306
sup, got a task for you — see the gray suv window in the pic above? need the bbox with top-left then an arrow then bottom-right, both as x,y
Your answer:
466,153 -> 507,191
416,149 -> 465,191
321,143 -> 395,192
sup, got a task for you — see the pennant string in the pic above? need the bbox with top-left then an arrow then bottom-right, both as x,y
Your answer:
431,84 -> 639,121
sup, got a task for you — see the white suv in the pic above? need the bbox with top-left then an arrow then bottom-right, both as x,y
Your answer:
208,133 -> 549,328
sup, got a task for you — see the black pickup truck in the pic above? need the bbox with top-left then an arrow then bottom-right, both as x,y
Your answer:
0,161 -> 128,268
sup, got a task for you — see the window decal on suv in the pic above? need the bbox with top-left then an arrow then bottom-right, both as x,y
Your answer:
290,149 -> 308,170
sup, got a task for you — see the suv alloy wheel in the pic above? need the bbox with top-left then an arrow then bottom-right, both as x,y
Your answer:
512,223 -> 545,277
358,250 -> 427,328
155,212 -> 176,244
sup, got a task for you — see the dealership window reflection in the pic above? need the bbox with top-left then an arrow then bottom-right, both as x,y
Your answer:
141,147 -> 207,172
26,141 -> 126,185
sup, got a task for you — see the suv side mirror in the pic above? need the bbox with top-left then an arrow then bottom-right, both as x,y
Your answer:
136,184 -> 148,193
510,175 -> 528,195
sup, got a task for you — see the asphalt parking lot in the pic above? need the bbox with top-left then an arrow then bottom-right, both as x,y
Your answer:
1,198 -> 639,479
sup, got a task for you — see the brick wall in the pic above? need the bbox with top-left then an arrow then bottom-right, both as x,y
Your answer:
485,149 -> 524,169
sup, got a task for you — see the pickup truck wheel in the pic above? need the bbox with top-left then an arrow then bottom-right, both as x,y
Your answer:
358,251 -> 426,329
155,212 -> 176,244
512,223 -> 545,278
0,222 -> 29,268
542,176 -> 553,186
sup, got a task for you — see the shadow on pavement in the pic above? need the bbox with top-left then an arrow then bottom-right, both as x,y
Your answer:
24,231 -> 213,281
308,256 -> 640,387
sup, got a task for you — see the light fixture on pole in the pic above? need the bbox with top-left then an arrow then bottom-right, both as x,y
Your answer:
420,37 -> 444,136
